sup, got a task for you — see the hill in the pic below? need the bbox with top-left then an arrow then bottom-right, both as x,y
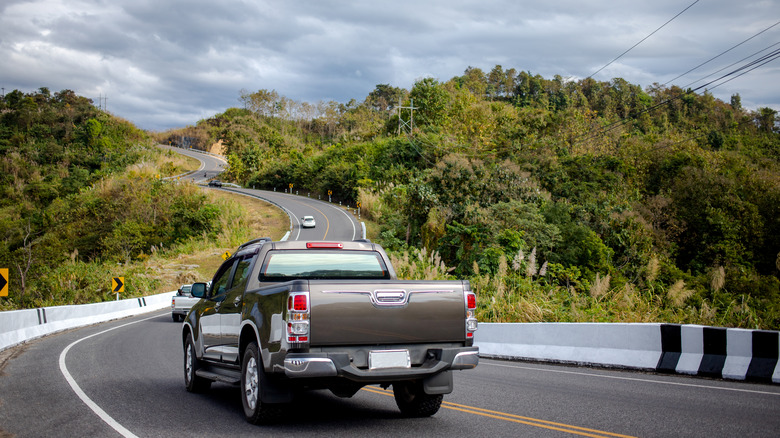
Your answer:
0,88 -> 286,309
161,66 -> 780,329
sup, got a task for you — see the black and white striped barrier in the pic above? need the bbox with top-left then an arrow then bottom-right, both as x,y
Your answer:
476,322 -> 780,384
0,292 -> 174,352
657,324 -> 779,382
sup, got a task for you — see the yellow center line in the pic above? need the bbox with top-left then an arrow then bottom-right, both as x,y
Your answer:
360,387 -> 637,438
273,194 -> 331,240
307,203 -> 330,240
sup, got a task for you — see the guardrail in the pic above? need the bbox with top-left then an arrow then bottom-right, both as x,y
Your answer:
0,292 -> 175,352
3,296 -> 778,385
475,322 -> 780,384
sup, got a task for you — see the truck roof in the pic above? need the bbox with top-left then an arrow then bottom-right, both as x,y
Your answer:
233,238 -> 379,259
269,240 -> 377,251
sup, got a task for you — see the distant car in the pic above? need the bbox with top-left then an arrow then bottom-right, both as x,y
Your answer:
172,282 -> 210,322
208,180 -> 222,187
172,284 -> 198,322
301,215 -> 316,228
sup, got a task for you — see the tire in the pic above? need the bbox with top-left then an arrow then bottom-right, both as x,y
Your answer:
241,342 -> 282,424
172,314 -> 180,322
184,333 -> 211,392
393,381 -> 443,417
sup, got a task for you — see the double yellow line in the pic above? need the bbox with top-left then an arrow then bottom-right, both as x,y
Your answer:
361,387 -> 636,438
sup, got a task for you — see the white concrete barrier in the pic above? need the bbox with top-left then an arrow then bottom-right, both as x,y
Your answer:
722,328 -> 753,380
476,322 -> 663,370
0,292 -> 175,352
475,322 -> 780,384
4,297 -> 779,385
676,325 -> 704,375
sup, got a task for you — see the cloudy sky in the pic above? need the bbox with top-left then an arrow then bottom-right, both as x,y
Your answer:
2,0 -> 778,131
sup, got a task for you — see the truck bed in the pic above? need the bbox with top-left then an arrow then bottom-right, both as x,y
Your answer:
308,280 -> 468,346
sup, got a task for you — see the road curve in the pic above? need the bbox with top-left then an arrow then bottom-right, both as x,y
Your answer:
159,145 -> 363,242
224,187 -> 363,242
158,145 -> 227,184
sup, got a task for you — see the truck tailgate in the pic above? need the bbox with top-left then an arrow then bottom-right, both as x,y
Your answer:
308,280 -> 466,345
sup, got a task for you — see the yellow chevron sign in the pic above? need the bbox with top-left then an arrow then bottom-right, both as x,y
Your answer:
0,268 -> 8,297
112,277 -> 125,293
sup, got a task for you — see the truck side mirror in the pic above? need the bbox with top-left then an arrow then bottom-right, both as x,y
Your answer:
191,282 -> 207,298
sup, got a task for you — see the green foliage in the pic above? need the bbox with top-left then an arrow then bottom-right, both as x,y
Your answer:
409,77 -> 450,128
0,89 -> 232,309
204,69 -> 780,328
12,65 -> 771,328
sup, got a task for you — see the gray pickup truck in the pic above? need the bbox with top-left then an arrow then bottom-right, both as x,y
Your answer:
171,285 -> 200,322
182,238 -> 479,424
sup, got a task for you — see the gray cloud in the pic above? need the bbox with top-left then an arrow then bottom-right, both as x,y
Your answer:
1,0 -> 778,131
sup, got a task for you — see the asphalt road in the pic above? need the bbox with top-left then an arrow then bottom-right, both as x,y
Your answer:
0,146 -> 778,437
159,145 -> 363,241
1,311 -> 778,437
223,187 -> 364,242
159,145 -> 227,184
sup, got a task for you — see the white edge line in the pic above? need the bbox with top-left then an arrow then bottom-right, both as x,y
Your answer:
217,189 -> 297,240
59,315 -> 161,438
481,360 -> 780,396
328,203 -> 358,240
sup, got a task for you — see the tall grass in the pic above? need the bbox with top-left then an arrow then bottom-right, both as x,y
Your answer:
387,247 -> 763,328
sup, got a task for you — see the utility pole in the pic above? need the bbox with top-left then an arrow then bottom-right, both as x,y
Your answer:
397,99 -> 417,135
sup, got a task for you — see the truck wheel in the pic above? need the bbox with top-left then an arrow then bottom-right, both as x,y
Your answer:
184,333 -> 211,392
393,381 -> 443,417
172,314 -> 180,322
241,342 -> 281,424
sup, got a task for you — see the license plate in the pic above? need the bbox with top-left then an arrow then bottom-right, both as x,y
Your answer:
368,349 -> 411,370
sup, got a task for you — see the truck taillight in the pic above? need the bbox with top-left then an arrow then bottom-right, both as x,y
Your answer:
288,294 -> 308,311
465,290 -> 478,339
466,293 -> 476,310
287,292 -> 310,346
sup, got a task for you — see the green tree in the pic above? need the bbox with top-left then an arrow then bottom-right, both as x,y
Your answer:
409,78 -> 450,128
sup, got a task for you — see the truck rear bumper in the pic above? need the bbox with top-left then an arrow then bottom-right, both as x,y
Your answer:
283,346 -> 479,381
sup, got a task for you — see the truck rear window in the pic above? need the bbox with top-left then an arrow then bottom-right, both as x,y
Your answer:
259,250 -> 391,281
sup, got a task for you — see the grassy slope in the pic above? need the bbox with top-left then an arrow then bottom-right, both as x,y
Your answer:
145,151 -> 289,292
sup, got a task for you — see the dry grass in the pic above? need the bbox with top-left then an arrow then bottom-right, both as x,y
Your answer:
667,280 -> 695,307
589,273 -> 611,299
146,189 -> 289,292
709,266 -> 726,292
389,247 -> 453,280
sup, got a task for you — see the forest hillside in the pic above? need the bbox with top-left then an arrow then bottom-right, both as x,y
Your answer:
0,88 -> 283,309
161,66 -> 780,329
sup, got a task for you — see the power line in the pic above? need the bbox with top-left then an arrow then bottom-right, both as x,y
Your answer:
573,47 -> 780,147
664,20 -> 780,86
682,41 -> 780,90
588,0 -> 700,79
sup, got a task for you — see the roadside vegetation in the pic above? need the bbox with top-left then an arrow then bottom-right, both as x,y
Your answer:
3,66 -> 779,330
0,89 -> 286,310
158,67 -> 779,330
